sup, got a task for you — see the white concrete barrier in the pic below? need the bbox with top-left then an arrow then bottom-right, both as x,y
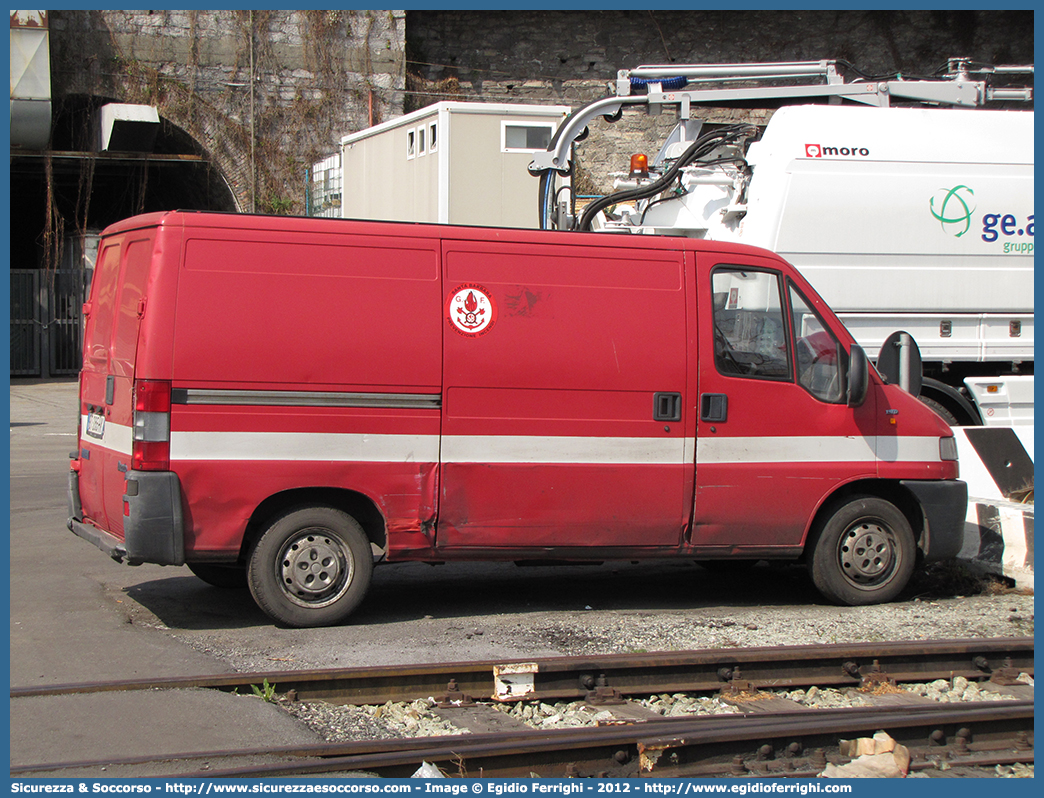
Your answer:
951,426 -> 1033,589
960,499 -> 1034,590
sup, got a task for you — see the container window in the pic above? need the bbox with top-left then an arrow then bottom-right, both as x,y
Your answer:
406,129 -> 416,160
418,126 -> 426,156
502,122 -> 554,152
428,122 -> 438,152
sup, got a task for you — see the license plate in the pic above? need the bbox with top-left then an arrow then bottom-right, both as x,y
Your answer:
86,411 -> 105,439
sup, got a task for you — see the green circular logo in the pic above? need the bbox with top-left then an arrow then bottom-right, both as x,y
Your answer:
929,185 -> 976,237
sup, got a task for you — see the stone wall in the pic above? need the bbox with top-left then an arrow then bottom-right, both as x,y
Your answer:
49,9 -> 406,214
407,10 -> 1034,193
408,10 -> 1032,85
41,10 -> 1033,209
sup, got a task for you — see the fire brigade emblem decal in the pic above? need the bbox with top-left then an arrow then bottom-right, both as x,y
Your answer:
447,284 -> 497,337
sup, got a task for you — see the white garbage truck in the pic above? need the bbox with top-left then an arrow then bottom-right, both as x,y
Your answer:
530,59 -> 1034,427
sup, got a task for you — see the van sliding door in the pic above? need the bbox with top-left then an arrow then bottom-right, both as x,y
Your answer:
438,239 -> 692,552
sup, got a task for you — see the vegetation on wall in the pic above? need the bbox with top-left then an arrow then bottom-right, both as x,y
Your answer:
404,73 -> 465,114
51,10 -> 405,222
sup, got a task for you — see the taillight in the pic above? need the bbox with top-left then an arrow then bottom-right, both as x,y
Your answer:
132,379 -> 171,471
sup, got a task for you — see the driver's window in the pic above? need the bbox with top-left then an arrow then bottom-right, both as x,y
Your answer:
789,284 -> 844,403
711,268 -> 791,380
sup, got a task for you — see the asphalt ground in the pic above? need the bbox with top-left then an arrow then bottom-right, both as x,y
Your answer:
8,380 -> 326,775
9,379 -> 1033,778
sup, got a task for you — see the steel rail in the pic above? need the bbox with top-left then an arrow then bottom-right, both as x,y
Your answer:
175,700 -> 1040,779
11,637 -> 1033,706
13,700 -> 1032,779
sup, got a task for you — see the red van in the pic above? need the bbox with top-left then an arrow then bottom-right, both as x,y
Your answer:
68,211 -> 966,627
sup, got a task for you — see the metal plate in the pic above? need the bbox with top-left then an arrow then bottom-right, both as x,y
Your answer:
86,412 -> 105,439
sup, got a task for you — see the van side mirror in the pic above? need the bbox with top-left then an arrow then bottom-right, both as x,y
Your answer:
876,331 -> 923,397
847,344 -> 869,407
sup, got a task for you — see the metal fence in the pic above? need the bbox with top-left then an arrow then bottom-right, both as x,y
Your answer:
10,270 -> 40,376
10,268 -> 88,377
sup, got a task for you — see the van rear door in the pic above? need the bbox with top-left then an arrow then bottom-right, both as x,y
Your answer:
78,231 -> 156,537
438,237 -> 693,551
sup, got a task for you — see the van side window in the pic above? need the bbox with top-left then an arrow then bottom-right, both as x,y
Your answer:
711,268 -> 791,380
789,282 -> 844,403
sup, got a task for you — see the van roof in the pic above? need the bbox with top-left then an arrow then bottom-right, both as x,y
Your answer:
100,210 -> 779,260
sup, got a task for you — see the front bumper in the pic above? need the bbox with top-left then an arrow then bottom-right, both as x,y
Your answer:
67,468 -> 185,566
901,479 -> 969,562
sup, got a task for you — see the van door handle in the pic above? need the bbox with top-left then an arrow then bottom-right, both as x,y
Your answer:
700,393 -> 728,422
653,392 -> 682,422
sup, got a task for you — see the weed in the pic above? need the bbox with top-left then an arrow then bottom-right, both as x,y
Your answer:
251,678 -> 277,702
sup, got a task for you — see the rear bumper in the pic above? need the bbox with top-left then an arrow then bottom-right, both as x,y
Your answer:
67,468 -> 185,566
902,479 -> 969,562
69,514 -> 131,562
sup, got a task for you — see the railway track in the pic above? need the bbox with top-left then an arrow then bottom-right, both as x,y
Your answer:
11,637 -> 1033,779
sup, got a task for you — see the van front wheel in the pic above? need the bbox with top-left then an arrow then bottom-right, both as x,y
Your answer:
248,506 -> 373,627
808,496 -> 915,606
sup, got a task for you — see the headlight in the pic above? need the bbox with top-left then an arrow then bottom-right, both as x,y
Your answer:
940,436 -> 959,462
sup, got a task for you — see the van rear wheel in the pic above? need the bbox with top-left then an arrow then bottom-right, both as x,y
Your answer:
247,506 -> 372,628
808,496 -> 915,606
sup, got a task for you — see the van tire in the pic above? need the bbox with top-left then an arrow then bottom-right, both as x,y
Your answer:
187,563 -> 248,589
807,496 -> 915,606
247,506 -> 373,628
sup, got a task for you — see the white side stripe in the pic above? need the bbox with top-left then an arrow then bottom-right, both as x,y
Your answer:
159,431 -> 944,465
169,432 -> 682,465
80,416 -> 133,457
441,435 -> 690,465
170,432 -> 441,463
875,436 -> 946,464
698,435 -> 943,464
699,435 -> 874,464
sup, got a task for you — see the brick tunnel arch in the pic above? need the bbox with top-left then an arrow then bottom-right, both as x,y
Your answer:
57,94 -> 235,221
9,94 -> 240,377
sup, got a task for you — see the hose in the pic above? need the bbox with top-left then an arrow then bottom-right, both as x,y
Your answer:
629,76 -> 689,92
635,157 -> 747,227
538,171 -> 556,230
577,124 -> 757,232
